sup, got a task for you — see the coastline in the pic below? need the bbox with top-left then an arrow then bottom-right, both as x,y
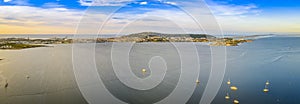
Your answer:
0,32 -> 258,49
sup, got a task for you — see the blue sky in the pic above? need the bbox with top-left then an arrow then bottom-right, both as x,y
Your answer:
0,0 -> 299,34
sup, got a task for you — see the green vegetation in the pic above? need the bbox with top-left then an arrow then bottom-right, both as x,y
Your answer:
0,43 -> 47,50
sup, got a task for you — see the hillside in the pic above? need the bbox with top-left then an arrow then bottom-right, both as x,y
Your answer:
122,32 -> 216,39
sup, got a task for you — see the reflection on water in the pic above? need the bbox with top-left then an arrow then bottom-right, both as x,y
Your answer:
0,36 -> 300,104
95,43 -> 182,104
212,37 -> 300,104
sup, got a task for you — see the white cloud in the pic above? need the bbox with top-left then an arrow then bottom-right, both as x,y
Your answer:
204,2 -> 261,33
102,0 -> 264,34
139,1 -> 147,5
209,3 -> 261,16
104,8 -> 206,34
177,0 -> 261,17
0,6 -> 83,27
3,0 -> 12,3
9,0 -> 30,5
4,0 -> 289,34
164,1 -> 176,5
42,2 -> 64,8
78,0 -> 134,6
0,5 -> 113,34
78,0 -> 177,6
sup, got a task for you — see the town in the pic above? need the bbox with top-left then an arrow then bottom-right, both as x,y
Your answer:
95,32 -> 253,46
0,32 -> 254,49
0,37 -> 72,49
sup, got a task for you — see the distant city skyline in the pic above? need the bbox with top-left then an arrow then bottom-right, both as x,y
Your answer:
0,0 -> 299,34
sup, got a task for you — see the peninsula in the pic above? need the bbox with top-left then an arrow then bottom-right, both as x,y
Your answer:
0,32 -> 254,50
0,37 -> 71,50
95,32 -> 253,46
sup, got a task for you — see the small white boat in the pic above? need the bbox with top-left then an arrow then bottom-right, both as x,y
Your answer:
142,69 -> 147,73
230,86 -> 238,91
266,80 -> 270,85
196,79 -> 200,84
263,88 -> 269,93
233,99 -> 239,104
225,93 -> 230,100
227,79 -> 231,85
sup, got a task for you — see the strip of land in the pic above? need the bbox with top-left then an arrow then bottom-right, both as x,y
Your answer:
0,37 -> 71,50
0,32 -> 256,50
94,32 -> 253,46
0,43 -> 47,50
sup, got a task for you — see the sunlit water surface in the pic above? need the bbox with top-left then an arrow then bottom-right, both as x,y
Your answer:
0,36 -> 300,104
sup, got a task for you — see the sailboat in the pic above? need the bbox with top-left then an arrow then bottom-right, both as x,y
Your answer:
263,80 -> 270,93
227,79 -> 231,85
266,80 -> 270,85
225,93 -> 230,100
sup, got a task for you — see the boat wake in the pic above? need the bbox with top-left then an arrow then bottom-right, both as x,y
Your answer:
270,55 -> 285,63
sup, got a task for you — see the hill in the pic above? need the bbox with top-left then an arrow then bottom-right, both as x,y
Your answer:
122,32 -> 216,39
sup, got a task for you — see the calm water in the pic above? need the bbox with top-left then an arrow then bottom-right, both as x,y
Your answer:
213,36 -> 300,104
0,36 -> 300,104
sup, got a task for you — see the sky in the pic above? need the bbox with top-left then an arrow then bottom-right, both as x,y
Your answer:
0,0 -> 299,35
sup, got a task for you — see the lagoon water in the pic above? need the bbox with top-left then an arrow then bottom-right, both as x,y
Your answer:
0,36 -> 300,104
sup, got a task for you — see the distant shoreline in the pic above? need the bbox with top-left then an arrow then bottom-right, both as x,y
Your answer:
0,43 -> 48,50
93,32 -> 253,46
0,32 -> 259,50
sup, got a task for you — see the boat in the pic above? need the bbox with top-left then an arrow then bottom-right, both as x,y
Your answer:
263,80 -> 270,93
230,86 -> 238,91
266,80 -> 270,85
227,79 -> 231,85
233,99 -> 239,104
263,88 -> 269,93
196,79 -> 200,84
142,69 -> 147,73
225,93 -> 230,100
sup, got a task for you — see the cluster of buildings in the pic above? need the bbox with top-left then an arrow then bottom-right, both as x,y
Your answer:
0,33 -> 254,49
0,37 -> 72,44
210,38 -> 253,46
0,37 -> 72,49
96,35 -> 211,43
95,35 -> 253,46
0,45 -> 13,49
